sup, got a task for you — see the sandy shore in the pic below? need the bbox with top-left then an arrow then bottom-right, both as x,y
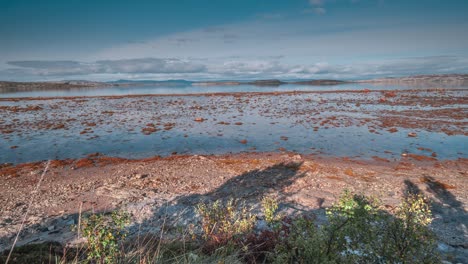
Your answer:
0,152 -> 467,259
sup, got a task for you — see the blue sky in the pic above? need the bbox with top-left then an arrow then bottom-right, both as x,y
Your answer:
1,0 -> 468,81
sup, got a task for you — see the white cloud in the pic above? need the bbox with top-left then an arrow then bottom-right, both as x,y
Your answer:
205,56 -> 468,80
6,58 -> 206,76
2,56 -> 468,81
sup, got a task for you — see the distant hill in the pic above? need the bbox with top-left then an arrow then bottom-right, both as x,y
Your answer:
108,79 -> 193,86
0,81 -> 109,93
193,79 -> 344,86
291,79 -> 348,85
2,74 -> 467,92
359,74 -> 468,85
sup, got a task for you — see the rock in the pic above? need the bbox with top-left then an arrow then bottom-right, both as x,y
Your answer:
47,225 -> 55,231
255,220 -> 269,232
292,154 -> 302,160
437,242 -> 454,253
134,173 -> 148,179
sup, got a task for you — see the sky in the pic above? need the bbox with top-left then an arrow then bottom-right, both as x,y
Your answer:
1,0 -> 468,81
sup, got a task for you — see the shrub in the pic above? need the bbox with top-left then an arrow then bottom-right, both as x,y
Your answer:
269,190 -> 440,263
77,210 -> 130,264
196,198 -> 256,253
379,194 -> 439,263
67,192 -> 439,263
261,196 -> 280,225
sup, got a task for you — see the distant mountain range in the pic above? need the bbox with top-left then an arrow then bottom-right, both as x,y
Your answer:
1,74 -> 467,92
112,78 -> 348,87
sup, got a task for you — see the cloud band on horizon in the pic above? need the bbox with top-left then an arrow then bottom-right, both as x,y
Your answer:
2,55 -> 468,81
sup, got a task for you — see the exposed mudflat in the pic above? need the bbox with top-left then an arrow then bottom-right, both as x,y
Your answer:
1,88 -> 467,163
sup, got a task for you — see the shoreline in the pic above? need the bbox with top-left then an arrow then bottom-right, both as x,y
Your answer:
1,86 -> 467,101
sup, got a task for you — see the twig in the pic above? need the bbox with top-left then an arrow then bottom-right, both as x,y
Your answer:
6,160 -> 50,264
77,201 -> 83,238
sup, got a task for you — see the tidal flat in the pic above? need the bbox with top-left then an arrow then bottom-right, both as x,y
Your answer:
0,85 -> 467,261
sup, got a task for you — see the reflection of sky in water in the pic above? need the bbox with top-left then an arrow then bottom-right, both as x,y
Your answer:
1,83 -> 467,98
1,88 -> 466,164
2,113 -> 466,164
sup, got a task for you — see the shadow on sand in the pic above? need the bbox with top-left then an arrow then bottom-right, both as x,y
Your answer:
2,162 -> 467,263
404,176 -> 467,262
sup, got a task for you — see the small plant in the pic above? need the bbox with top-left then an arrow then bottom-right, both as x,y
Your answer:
77,210 -> 130,264
269,215 -> 327,264
380,193 -> 439,263
196,198 -> 256,252
261,196 -> 280,225
324,190 -> 382,262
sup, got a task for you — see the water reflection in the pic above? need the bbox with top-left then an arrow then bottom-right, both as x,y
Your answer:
1,83 -> 467,98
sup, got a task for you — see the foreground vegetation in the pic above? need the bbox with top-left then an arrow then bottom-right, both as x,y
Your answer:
2,191 -> 441,264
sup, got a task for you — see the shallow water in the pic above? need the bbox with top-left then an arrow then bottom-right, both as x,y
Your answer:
1,82 -> 466,98
1,87 -> 467,164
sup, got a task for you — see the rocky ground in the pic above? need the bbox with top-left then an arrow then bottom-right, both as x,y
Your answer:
0,153 -> 467,262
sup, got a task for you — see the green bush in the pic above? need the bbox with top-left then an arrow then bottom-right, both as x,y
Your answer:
196,198 -> 256,253
77,210 -> 130,264
261,196 -> 280,225
67,191 -> 439,263
269,191 -> 440,263
379,194 -> 439,263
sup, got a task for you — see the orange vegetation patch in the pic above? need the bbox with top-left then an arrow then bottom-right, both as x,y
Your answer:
326,175 -> 344,181
419,177 -> 456,190
299,162 -> 319,173
217,158 -> 261,166
0,105 -> 43,112
141,127 -> 157,134
407,154 -> 437,162
372,156 -> 390,163
342,167 -> 375,182
384,91 -> 397,98
394,161 -> 414,171
344,168 -> 355,177
49,159 -> 73,168
0,162 -> 43,177
74,158 -> 95,169
96,156 -> 129,166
